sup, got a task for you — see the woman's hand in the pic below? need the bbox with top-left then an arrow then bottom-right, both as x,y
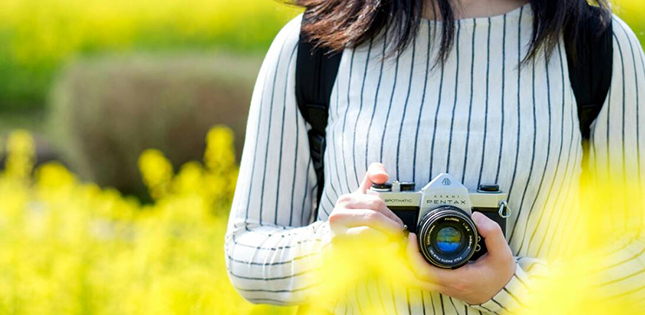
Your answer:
405,212 -> 516,305
328,163 -> 405,243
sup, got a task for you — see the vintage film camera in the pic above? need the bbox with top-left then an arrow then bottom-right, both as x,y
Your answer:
369,173 -> 510,269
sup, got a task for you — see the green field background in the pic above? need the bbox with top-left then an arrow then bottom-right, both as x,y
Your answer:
0,0 -> 642,112
0,0 -> 301,111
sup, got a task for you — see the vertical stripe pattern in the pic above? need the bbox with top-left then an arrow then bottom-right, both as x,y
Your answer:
225,6 -> 645,314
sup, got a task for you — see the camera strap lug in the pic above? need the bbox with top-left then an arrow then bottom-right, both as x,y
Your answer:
498,200 -> 512,219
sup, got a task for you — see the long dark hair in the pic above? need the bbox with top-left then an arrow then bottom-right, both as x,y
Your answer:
292,0 -> 611,65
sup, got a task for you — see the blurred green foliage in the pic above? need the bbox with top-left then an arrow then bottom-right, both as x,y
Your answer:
0,0 -> 301,110
0,0 -> 642,111
614,1 -> 645,45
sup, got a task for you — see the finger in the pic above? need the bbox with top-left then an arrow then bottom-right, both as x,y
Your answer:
397,264 -> 444,291
344,226 -> 390,243
358,162 -> 389,193
472,212 -> 512,260
401,234 -> 448,292
406,233 -> 458,284
329,209 -> 404,238
406,233 -> 437,279
343,194 -> 404,227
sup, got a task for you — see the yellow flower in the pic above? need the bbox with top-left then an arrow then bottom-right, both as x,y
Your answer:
138,149 -> 174,200
4,125 -> 640,314
204,125 -> 236,174
4,130 -> 35,180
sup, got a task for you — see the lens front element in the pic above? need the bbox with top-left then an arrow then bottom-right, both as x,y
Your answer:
435,226 -> 462,253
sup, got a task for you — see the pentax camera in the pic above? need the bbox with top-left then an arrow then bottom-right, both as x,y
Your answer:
369,173 -> 511,269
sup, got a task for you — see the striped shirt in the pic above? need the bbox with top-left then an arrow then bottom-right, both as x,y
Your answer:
225,4 -> 645,314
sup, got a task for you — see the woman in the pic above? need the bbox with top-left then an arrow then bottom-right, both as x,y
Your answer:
225,0 -> 645,313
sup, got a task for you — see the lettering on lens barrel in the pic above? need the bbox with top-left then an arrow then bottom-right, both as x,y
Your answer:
368,174 -> 509,269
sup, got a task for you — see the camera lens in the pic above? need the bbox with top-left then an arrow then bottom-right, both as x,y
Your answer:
417,206 -> 478,269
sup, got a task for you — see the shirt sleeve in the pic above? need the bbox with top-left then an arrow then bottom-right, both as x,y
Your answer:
224,12 -> 333,306
469,15 -> 645,315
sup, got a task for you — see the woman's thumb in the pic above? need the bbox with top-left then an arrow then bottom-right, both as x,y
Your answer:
472,212 -> 508,258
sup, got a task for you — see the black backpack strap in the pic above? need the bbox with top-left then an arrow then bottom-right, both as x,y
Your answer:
295,10 -> 343,220
566,5 -> 614,141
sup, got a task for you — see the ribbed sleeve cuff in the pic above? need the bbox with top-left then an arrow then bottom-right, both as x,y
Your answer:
467,262 -> 532,315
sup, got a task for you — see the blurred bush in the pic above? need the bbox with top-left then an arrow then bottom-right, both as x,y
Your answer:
49,53 -> 262,198
0,0 -> 300,110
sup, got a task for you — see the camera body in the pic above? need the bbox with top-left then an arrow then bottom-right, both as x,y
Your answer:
369,173 -> 508,269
